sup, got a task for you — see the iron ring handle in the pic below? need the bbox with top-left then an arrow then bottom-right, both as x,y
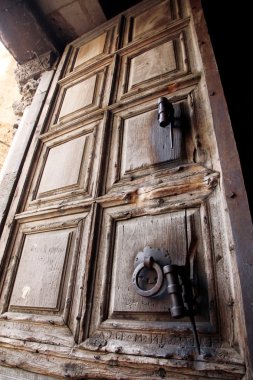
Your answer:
132,261 -> 163,297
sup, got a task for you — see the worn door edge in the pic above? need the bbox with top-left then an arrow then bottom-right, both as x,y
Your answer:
190,0 -> 253,377
0,71 -> 54,237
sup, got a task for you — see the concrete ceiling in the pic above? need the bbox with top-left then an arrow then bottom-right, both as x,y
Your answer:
0,0 -> 141,64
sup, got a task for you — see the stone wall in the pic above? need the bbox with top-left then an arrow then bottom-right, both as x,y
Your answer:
0,42 -> 20,170
0,43 -> 56,171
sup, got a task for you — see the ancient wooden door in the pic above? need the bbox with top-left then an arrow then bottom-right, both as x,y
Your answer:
0,0 -> 250,378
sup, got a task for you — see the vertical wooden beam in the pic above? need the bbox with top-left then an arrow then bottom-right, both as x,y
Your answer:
0,70 -> 54,237
190,0 -> 253,377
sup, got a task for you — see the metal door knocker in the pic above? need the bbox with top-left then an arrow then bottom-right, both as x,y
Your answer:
132,256 -> 164,297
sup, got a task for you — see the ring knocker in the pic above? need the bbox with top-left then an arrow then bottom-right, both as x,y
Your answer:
132,256 -> 164,297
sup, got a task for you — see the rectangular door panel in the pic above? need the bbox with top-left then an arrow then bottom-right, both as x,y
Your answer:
106,96 -> 188,192
50,65 -> 111,127
38,135 -> 87,195
118,31 -> 189,101
25,118 -> 104,210
74,33 -> 107,69
65,20 -> 120,75
0,209 -> 93,346
59,76 -> 96,119
85,202 -> 217,357
121,108 -> 179,172
10,229 -> 72,311
124,0 -> 181,45
128,40 -> 177,88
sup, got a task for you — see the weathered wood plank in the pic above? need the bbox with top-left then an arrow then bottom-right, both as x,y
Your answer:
0,342 -> 246,379
0,71 -> 54,237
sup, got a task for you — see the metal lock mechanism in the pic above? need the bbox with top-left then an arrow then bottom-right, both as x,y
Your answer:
132,246 -> 201,354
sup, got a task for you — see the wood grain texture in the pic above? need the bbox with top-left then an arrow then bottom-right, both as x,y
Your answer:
74,32 -> 107,68
0,366 -> 55,380
38,135 -> 86,194
0,71 -> 54,237
121,108 -> 180,173
118,28 -> 189,101
128,41 -> 176,89
133,1 -> 174,39
0,342 -> 245,379
124,0 -> 181,45
10,229 -> 72,309
58,76 -> 96,119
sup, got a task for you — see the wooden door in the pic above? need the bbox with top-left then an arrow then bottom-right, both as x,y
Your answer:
0,1 -> 251,379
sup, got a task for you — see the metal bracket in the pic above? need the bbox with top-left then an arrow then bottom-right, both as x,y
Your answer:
158,97 -> 175,148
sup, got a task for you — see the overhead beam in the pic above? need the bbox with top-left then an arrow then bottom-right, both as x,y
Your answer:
0,0 -> 59,64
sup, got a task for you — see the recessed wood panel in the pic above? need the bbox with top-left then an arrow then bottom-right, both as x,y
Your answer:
133,1 -> 172,39
121,108 -> 180,174
64,22 -> 119,75
74,33 -> 107,68
128,41 -> 176,90
27,119 -> 103,207
87,203 -> 216,357
38,135 -> 86,195
111,211 -> 188,315
125,0 -> 180,44
107,99 -> 183,191
58,75 -> 96,119
52,66 -> 110,127
10,229 -> 71,309
1,210 -> 92,349
118,32 -> 189,100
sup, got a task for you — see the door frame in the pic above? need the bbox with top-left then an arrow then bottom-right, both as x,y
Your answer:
189,0 -> 253,374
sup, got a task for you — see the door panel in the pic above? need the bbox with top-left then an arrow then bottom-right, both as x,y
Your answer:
38,135 -> 87,195
0,209 -> 93,348
121,108 -> 178,171
66,20 -> 119,74
57,67 -> 103,121
59,76 -> 97,119
88,206 -> 212,328
10,229 -> 72,310
74,33 -> 107,69
0,1 -> 248,379
106,95 -> 191,192
128,40 -> 177,87
124,0 -> 181,44
118,29 -> 189,101
54,67 -> 109,125
27,118 -> 103,208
